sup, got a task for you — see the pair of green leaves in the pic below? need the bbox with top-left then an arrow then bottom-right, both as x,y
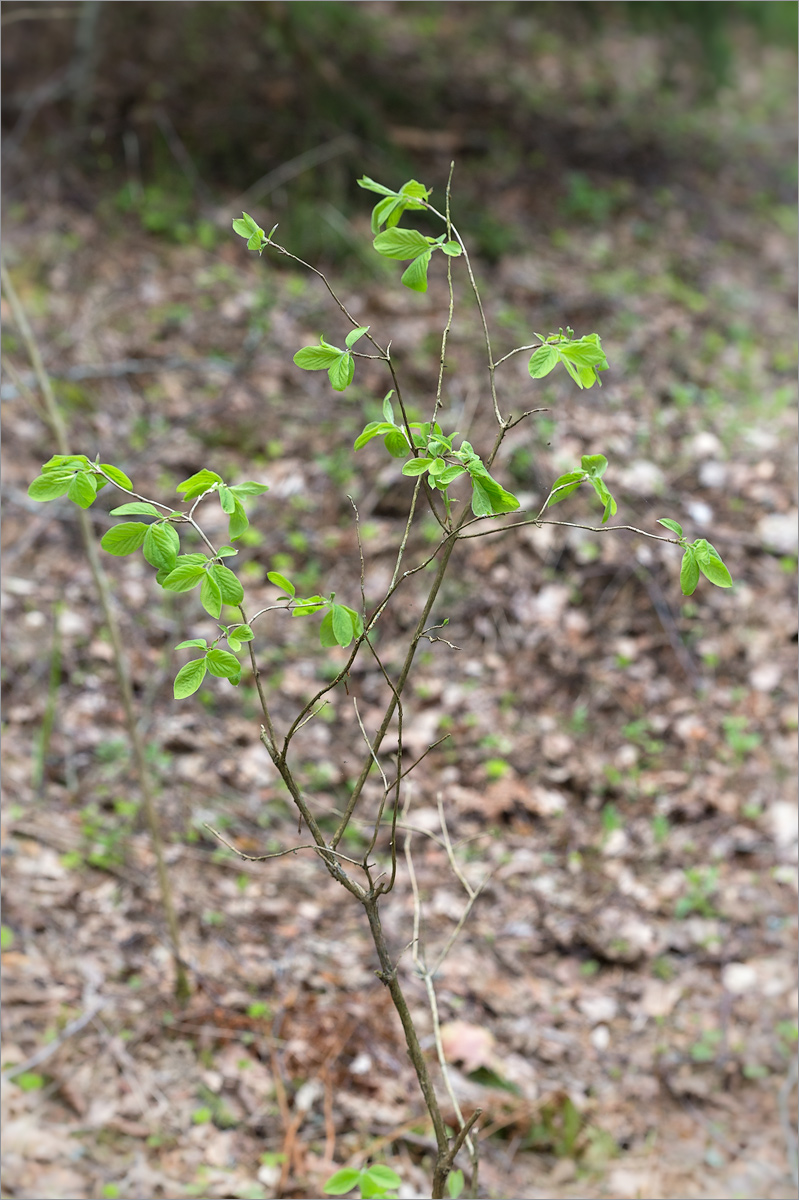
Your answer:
28,454 -> 132,509
548,454 -> 617,523
529,330 -> 609,390
231,212 -> 278,254
324,1163 -> 402,1199
267,571 -> 363,649
176,468 -> 268,541
371,227 -> 462,293
403,435 -> 520,518
173,628 -> 252,698
358,176 -> 462,292
293,326 -> 370,392
658,519 -> 733,595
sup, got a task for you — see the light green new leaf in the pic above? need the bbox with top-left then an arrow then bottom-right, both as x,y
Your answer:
470,472 -> 521,518
267,571 -> 295,596
143,521 -> 180,571
365,1165 -> 402,1188
101,522 -> 148,556
331,603 -> 356,647
174,658 -> 207,699
373,227 -> 431,260
229,480 -> 269,497
345,325 -> 370,349
209,563 -> 244,605
401,251 -> 432,292
229,624 -> 253,642
402,457 -> 433,476
216,545 -> 238,558
440,240 -> 462,256
658,518 -> 684,538
291,595 -> 327,617
28,472 -> 74,501
161,560 -> 207,592
109,502 -> 160,516
205,648 -> 241,679
176,469 -> 223,501
323,1167 -> 362,1196
680,548 -> 700,595
99,463 -> 133,490
232,212 -> 261,239
41,453 -> 90,473
217,483 -> 236,514
581,454 -> 608,477
528,344 -> 560,379
384,429 -> 410,458
694,540 -> 733,588
328,352 -> 355,391
175,638 -> 208,650
200,572 -> 222,618
228,498 -> 249,540
68,472 -> 99,508
382,391 -> 396,423
293,341 -> 343,371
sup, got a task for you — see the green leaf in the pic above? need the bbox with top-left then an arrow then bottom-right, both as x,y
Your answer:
328,352 -> 355,392
229,624 -> 253,642
99,463 -> 133,490
216,545 -> 238,558
356,176 -> 396,198
581,454 -> 608,477
293,341 -> 343,371
345,325 -> 370,349
68,472 -> 99,508
267,571 -> 295,596
548,480 -> 582,506
232,212 -> 262,239
109,502 -> 160,516
331,603 -> 356,648
680,548 -> 700,595
177,469 -> 223,501
218,484 -> 236,513
364,1166 -> 402,1188
209,563 -> 244,606
101,522 -> 149,556
175,638 -> 208,650
161,560 -> 207,592
562,334 -> 608,369
469,472 -> 521,518
142,521 -> 180,571
402,457 -> 433,476
354,422 -> 394,450
174,658 -> 207,699
206,648 -> 241,679
41,453 -> 90,473
401,251 -> 432,292
382,391 -> 396,423
228,498 -> 249,541
318,610 -> 338,648
426,457 -> 448,478
384,429 -> 410,458
200,572 -> 222,618
447,1168 -> 465,1198
658,518 -> 684,538
528,344 -> 560,379
323,1167 -> 362,1195
373,227 -> 432,260
28,472 -> 74,501
436,464 -> 466,487
229,481 -> 269,497
291,595 -> 327,616
440,240 -> 462,256
695,544 -> 733,588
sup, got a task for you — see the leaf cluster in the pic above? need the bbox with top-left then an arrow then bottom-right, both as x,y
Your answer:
267,571 -> 363,649
658,519 -> 733,594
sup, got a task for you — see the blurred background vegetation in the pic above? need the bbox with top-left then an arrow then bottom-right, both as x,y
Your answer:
3,0 -> 796,262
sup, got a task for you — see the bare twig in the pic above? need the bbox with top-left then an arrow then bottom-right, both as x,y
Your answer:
2,259 -> 190,1002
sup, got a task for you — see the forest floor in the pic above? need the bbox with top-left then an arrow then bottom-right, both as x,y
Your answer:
2,30 -> 798,1200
